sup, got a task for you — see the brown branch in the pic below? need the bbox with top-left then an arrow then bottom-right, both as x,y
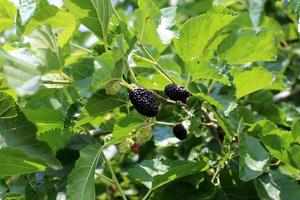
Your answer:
273,87 -> 300,103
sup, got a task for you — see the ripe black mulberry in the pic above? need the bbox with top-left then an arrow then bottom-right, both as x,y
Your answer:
173,123 -> 187,140
129,88 -> 158,117
164,84 -> 190,103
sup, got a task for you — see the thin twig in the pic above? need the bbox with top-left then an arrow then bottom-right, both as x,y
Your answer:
200,107 -> 223,153
138,43 -> 176,84
102,152 -> 128,200
273,87 -> 300,102
125,58 -> 139,83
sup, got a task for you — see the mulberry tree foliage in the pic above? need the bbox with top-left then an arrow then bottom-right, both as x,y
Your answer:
1,0 -> 300,199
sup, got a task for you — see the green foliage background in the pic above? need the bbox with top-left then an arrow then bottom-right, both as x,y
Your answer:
0,0 -> 300,199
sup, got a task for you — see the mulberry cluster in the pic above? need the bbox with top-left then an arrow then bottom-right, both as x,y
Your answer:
173,123 -> 187,140
164,84 -> 191,103
129,88 -> 158,117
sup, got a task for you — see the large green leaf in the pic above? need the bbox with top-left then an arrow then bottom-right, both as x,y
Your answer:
219,30 -> 277,64
29,25 -> 65,72
255,169 -> 300,200
187,58 -> 230,85
0,92 -> 17,119
64,0 -> 111,40
138,0 -> 178,44
0,0 -> 16,33
233,67 -> 285,99
38,129 -> 73,152
128,159 -> 207,189
67,144 -> 102,200
85,90 -> 127,117
25,3 -> 79,47
0,48 -> 42,96
290,0 -> 300,14
89,51 -> 116,92
0,112 -> 62,170
23,108 -> 65,132
239,133 -> 270,181
0,147 -> 46,176
112,111 -> 146,143
174,10 -> 236,61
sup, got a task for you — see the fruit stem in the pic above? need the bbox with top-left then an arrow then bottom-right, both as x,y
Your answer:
155,121 -> 175,126
142,189 -> 152,200
102,152 -> 128,200
125,58 -> 139,83
95,172 -> 115,185
70,42 -> 93,53
151,91 -> 188,108
138,43 -> 176,84
120,80 -> 135,90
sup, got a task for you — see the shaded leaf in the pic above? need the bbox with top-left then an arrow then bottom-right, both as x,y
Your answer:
67,144 -> 102,200
0,112 -> 62,170
239,133 -> 270,181
255,169 -> 300,200
29,25 -> 65,72
0,147 -> 46,176
128,159 -> 207,189
64,0 -> 111,39
85,90 -> 127,117
0,92 -> 17,119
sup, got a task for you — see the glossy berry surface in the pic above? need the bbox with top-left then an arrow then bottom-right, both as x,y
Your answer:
164,84 -> 190,103
129,88 -> 158,117
173,123 -> 187,140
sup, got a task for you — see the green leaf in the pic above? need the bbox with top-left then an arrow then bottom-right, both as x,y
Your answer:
233,67 -> 285,99
174,10 -> 236,61
67,144 -> 102,200
0,147 -> 46,176
292,119 -> 300,140
290,0 -> 300,14
23,108 -> 65,132
0,48 -> 42,96
0,112 -> 62,170
239,133 -> 270,181
0,0 -> 16,33
89,51 -> 115,92
85,90 -> 127,117
187,58 -> 230,85
0,92 -> 17,119
112,111 -> 146,143
219,30 -> 277,64
29,25 -> 65,72
25,3 -> 78,47
38,129 -> 73,152
64,0 -> 111,40
128,159 -> 207,189
255,169 -> 300,200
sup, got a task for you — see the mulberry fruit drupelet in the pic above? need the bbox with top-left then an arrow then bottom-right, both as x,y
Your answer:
129,88 -> 158,117
173,123 -> 187,140
164,84 -> 191,103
